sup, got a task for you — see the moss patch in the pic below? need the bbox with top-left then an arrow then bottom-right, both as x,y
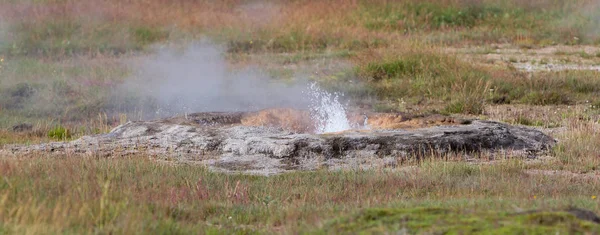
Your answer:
322,207 -> 600,234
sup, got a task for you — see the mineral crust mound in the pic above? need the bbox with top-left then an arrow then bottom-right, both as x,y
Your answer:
1,110 -> 556,175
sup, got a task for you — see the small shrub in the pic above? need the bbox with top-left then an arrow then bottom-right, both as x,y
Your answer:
47,126 -> 71,140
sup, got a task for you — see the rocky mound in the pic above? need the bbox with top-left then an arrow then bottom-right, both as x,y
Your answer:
1,111 -> 556,175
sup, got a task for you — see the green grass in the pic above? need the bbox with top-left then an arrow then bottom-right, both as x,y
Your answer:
0,157 -> 598,234
551,120 -> 600,173
358,2 -> 520,31
220,0 -> 600,55
355,0 -> 600,46
354,50 -> 492,114
351,50 -> 600,113
1,0 -> 598,59
492,70 -> 600,105
47,125 -> 71,140
223,29 -> 386,54
322,207 -> 600,234
1,11 -> 173,57
4,20 -> 130,57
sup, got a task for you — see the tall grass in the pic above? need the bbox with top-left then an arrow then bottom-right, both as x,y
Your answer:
552,120 -> 600,172
351,46 -> 600,113
354,48 -> 492,114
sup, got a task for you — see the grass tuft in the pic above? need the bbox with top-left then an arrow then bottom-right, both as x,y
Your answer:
47,125 -> 71,140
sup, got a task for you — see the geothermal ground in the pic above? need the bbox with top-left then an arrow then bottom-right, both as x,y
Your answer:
3,109 -> 556,175
2,0 -> 600,233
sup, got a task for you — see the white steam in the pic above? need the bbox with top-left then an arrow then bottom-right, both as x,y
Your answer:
117,42 -> 312,118
114,42 -> 354,134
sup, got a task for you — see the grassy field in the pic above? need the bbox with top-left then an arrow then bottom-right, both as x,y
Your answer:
1,0 -> 600,233
0,156 -> 599,234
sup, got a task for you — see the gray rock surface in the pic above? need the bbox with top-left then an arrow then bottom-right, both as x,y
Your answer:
1,114 -> 556,175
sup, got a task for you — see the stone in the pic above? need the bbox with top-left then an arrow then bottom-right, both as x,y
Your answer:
1,111 -> 556,175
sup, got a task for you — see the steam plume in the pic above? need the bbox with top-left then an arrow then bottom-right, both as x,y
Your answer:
112,42 -> 312,119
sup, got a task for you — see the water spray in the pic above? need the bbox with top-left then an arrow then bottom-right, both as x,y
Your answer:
306,82 -> 351,133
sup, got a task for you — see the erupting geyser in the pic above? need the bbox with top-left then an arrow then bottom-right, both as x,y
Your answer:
307,82 -> 352,133
0,43 -> 557,175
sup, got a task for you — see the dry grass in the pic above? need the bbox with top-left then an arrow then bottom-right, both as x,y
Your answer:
484,104 -> 600,173
1,0 -> 598,57
0,156 -> 598,233
350,46 -> 600,114
550,120 -> 600,173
